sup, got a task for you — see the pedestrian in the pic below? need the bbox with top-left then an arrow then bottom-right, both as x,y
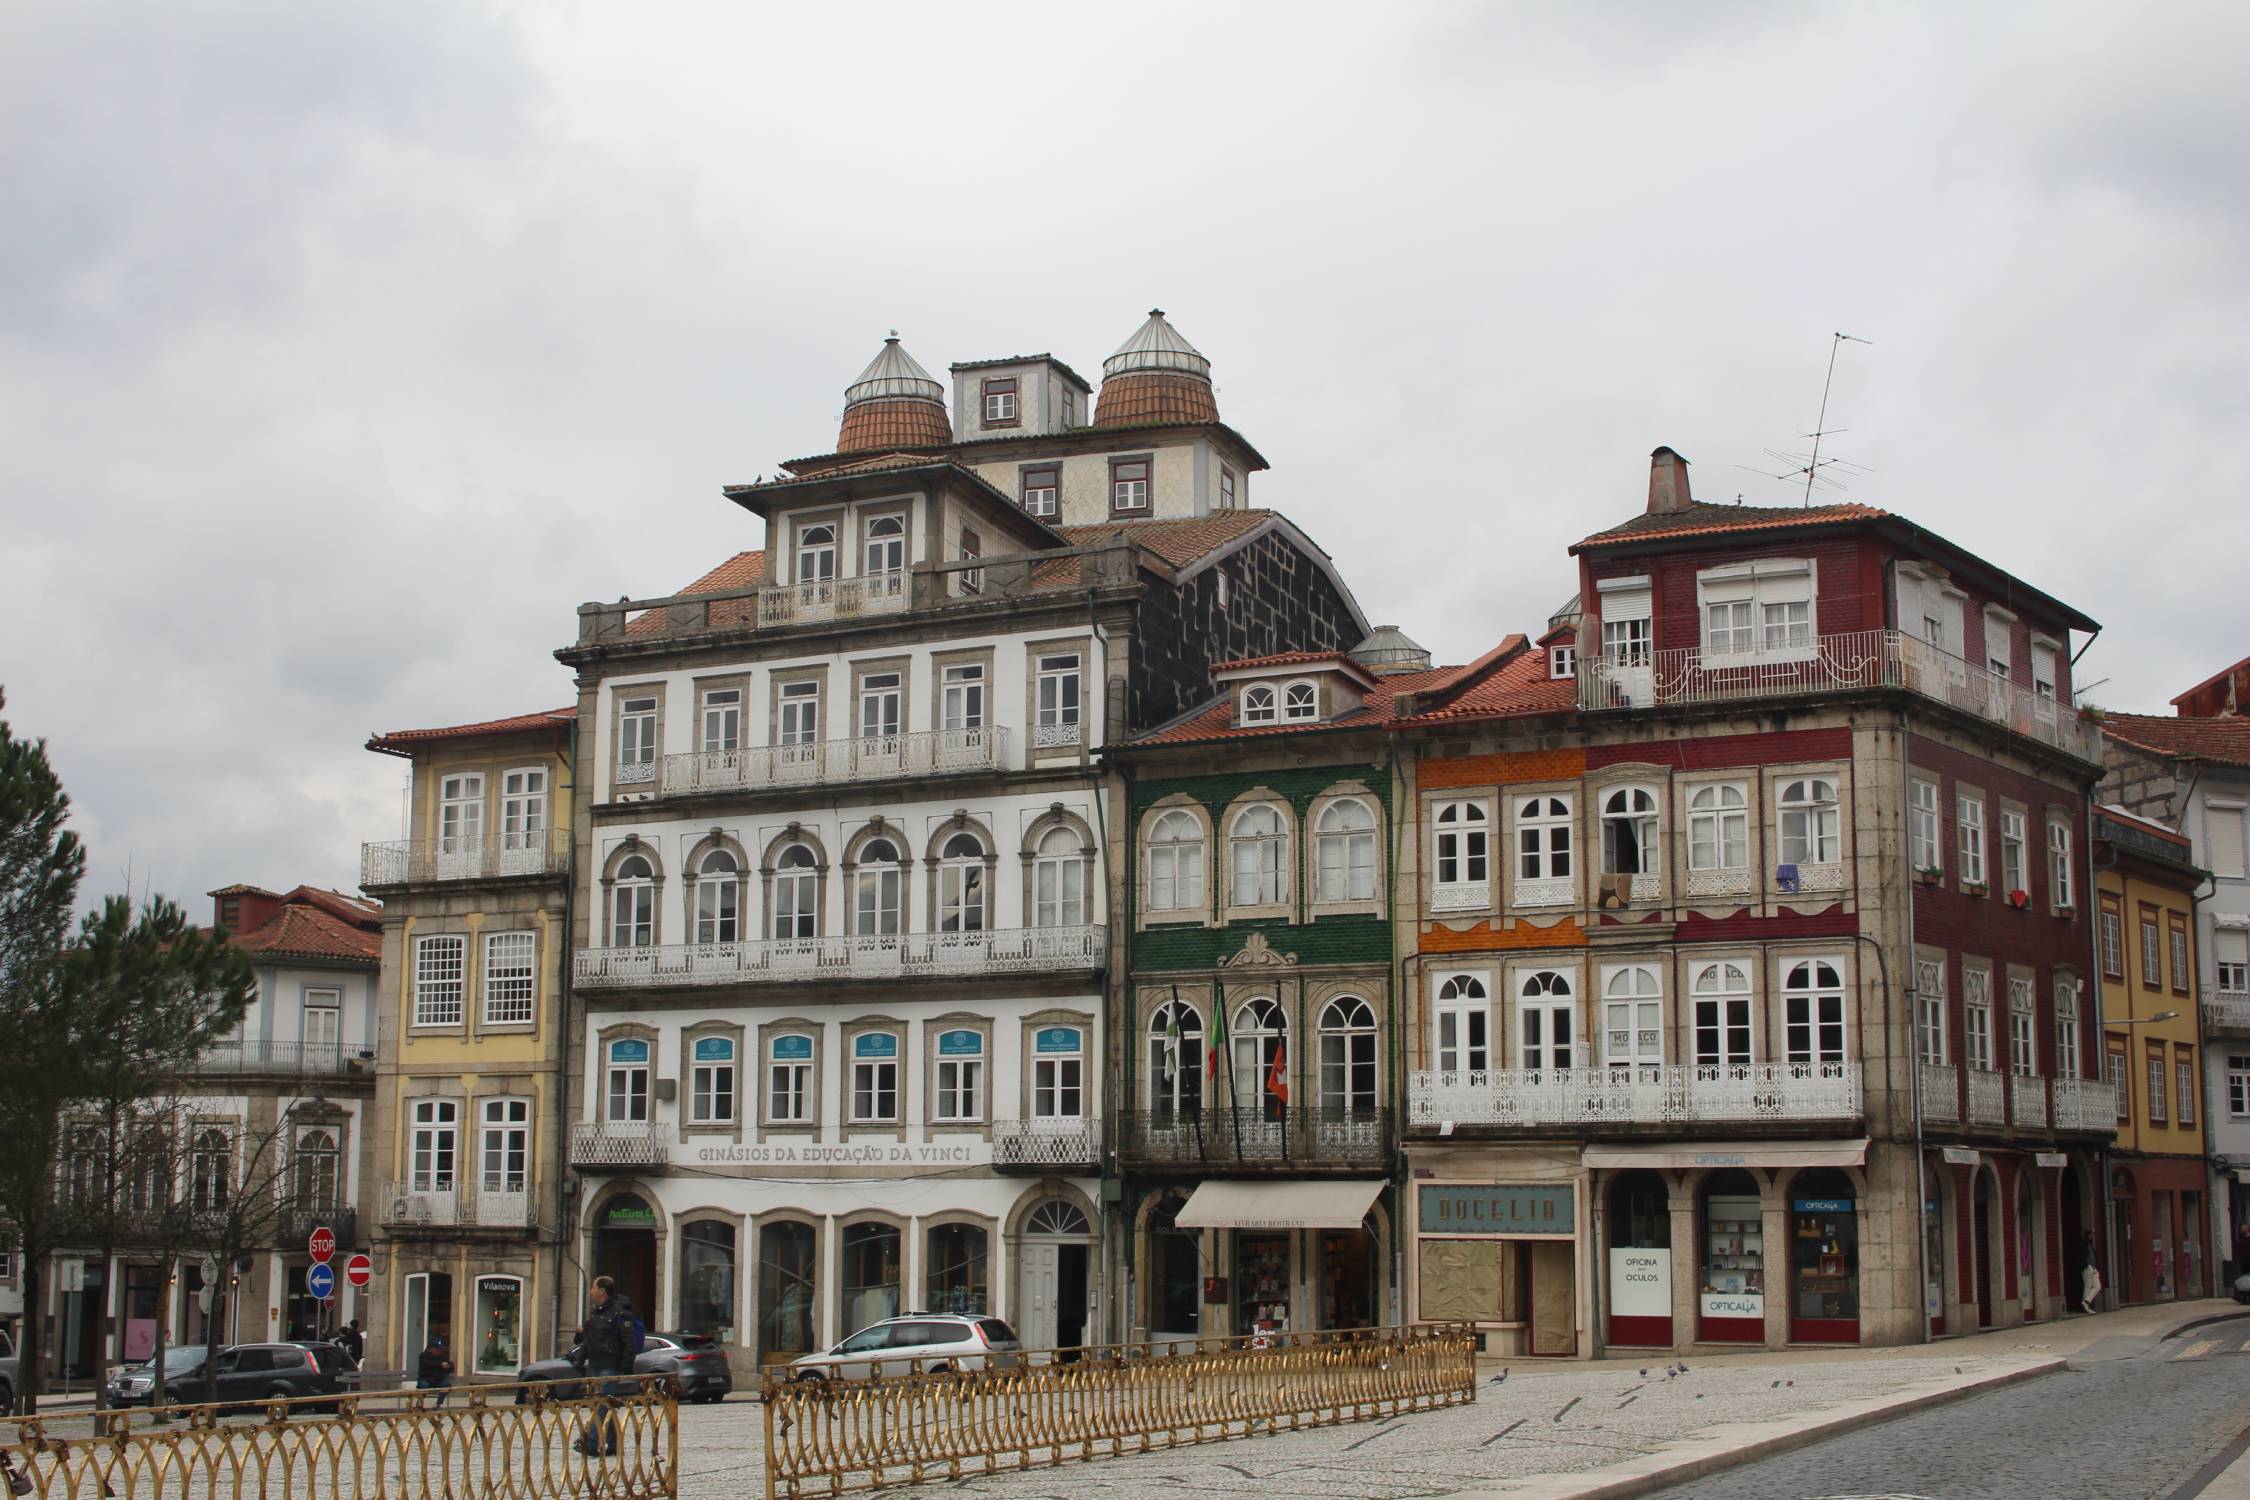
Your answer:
575,1275 -> 645,1460
416,1334 -> 456,1407
335,1319 -> 365,1367
2079,1231 -> 2103,1314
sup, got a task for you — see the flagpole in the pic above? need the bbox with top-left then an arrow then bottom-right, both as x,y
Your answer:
1173,983 -> 1204,1163
1217,973 -> 1243,1164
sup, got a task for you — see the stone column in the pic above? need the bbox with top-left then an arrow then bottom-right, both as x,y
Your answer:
1762,1178 -> 1790,1349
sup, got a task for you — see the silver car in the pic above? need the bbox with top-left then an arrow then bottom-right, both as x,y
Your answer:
789,1314 -> 1022,1380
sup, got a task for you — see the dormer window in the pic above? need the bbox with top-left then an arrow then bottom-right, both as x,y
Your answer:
796,523 -> 837,584
1696,559 -> 1813,663
864,515 -> 904,576
1110,456 -> 1151,513
1220,466 -> 1237,509
1020,465 -> 1059,519
982,377 -> 1018,425
1282,682 -> 1318,720
1550,644 -> 1575,678
1242,685 -> 1277,723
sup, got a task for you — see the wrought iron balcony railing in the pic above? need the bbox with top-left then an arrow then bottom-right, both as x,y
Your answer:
379,1179 -> 541,1231
992,1117 -> 1101,1170
200,1039 -> 373,1077
657,727 -> 1009,798
1409,1062 -> 1862,1130
1966,1067 -> 2008,1125
1116,1107 -> 1390,1167
2204,992 -> 2250,1035
1920,1063 -> 1960,1124
2051,1075 -> 2120,1131
1577,629 -> 2100,760
569,1122 -> 670,1170
360,828 -> 570,887
574,925 -> 1105,990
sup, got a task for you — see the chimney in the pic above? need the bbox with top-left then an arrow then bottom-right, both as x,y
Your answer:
1647,446 -> 1693,516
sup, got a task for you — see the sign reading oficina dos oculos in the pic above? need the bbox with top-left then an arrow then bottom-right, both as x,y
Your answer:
1418,1184 -> 1575,1233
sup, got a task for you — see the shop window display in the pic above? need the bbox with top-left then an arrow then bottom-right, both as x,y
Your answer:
758,1222 -> 816,1364
842,1222 -> 902,1335
1235,1232 -> 1291,1341
1698,1178 -> 1765,1341
679,1220 -> 736,1343
474,1276 -> 521,1373
1789,1169 -> 1860,1342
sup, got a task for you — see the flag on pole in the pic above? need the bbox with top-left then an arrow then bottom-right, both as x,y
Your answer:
1266,1038 -> 1289,1105
1207,985 -> 1227,1084
1163,986 -> 1182,1083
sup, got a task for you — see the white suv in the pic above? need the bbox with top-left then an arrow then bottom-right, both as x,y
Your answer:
789,1314 -> 1023,1380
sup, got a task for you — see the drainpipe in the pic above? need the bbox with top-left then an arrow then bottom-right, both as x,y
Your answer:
553,724 -> 579,1359
1903,715 -> 1934,1345
1385,736 -> 1407,1329
1088,593 -> 1119,1343
2090,802 -> 2118,1308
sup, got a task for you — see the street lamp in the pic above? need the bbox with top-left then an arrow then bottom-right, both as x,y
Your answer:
2109,1011 -> 2181,1026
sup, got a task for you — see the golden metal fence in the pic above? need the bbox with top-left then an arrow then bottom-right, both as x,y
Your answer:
0,1377 -> 679,1499
761,1324 -> 1476,1500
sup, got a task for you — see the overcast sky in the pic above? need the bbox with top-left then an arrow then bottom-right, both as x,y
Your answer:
5,1 -> 2247,913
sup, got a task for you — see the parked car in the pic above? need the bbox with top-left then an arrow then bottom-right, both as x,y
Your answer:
110,1342 -> 351,1411
0,1327 -> 17,1412
788,1314 -> 1023,1381
513,1332 -> 733,1404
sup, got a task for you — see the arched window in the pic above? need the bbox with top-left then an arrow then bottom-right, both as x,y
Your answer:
1691,961 -> 1753,1070
1147,1000 -> 1204,1114
1319,997 -> 1378,1113
1783,959 -> 1847,1066
1316,798 -> 1377,902
1687,784 -> 1748,872
1025,1199 -> 1091,1237
757,1221 -> 816,1362
937,832 -> 987,934
1434,802 -> 1488,890
1147,809 -> 1205,912
1601,787 -> 1659,876
1602,964 -> 1663,1071
1434,974 -> 1490,1072
772,843 -> 818,941
864,515 -> 905,576
690,1036 -> 737,1123
855,837 -> 902,937
796,522 -> 836,583
1283,682 -> 1318,720
841,1221 -> 901,1336
1033,1026 -> 1084,1118
1517,795 -> 1573,883
1779,778 -> 1841,865
191,1128 -> 232,1212
927,1223 -> 988,1315
1518,970 -> 1575,1072
1241,684 -> 1277,723
1033,826 -> 1088,928
605,1038 -> 651,1121
679,1220 -> 736,1342
1230,996 -> 1287,1112
695,849 -> 739,944
610,853 -> 655,948
1230,804 -> 1288,907
293,1127 -> 338,1210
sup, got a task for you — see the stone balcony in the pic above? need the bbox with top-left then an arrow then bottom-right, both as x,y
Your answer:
573,926 -> 1106,991
1409,1062 -> 1861,1133
651,727 -> 1011,801
379,1179 -> 542,1232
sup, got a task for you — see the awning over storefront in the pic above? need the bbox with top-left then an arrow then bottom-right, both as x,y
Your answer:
1174,1178 -> 1385,1231
1581,1139 -> 1870,1171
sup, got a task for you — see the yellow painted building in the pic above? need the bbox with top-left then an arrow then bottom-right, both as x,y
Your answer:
359,707 -> 575,1378
2094,806 -> 2209,1302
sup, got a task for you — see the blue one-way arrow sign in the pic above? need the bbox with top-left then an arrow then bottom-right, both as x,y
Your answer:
306,1261 -> 337,1301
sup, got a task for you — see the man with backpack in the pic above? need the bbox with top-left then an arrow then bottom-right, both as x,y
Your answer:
575,1275 -> 644,1459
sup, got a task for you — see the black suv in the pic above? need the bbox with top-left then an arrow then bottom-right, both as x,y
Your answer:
111,1342 -> 352,1411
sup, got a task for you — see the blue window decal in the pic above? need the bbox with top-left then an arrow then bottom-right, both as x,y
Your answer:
938,1029 -> 983,1057
771,1034 -> 813,1061
853,1032 -> 899,1059
694,1037 -> 734,1062
609,1039 -> 649,1064
1034,1027 -> 1082,1055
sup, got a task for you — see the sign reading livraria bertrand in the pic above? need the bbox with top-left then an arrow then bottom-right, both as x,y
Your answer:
1418,1184 -> 1575,1233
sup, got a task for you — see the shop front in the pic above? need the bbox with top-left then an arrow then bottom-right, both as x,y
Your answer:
1785,1169 -> 1860,1344
1408,1177 -> 1580,1358
1605,1172 -> 1672,1348
1164,1179 -> 1389,1342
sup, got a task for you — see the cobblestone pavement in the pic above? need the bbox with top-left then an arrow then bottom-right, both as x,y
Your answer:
671,1354 -> 2045,1500
1648,1312 -> 2250,1500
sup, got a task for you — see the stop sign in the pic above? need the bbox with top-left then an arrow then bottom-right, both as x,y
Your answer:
344,1252 -> 372,1288
307,1226 -> 336,1264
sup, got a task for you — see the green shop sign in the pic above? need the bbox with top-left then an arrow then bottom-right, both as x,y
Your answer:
604,1202 -> 657,1226
1418,1184 -> 1575,1233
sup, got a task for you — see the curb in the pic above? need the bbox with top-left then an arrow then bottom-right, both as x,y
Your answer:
1446,1357 -> 2065,1500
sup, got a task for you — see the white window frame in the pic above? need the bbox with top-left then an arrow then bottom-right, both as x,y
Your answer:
1601,964 -> 1663,1071
410,1099 -> 457,1190
1433,800 -> 1490,893
857,671 -> 901,740
2147,1050 -> 2167,1124
1916,959 -> 1948,1065
1515,794 -> 1573,891
1686,782 -> 1749,873
2048,820 -> 2075,909
479,1096 -> 529,1192
1516,970 -> 1576,1073
1032,826 -> 1087,929
1020,466 -> 1059,519
302,989 -> 342,1054
1778,777 -> 1840,867
772,843 -> 819,940
2008,976 -> 2037,1077
1229,803 -> 1289,908
1782,958 -> 1848,1066
1241,684 -> 1277,724
605,1039 -> 650,1122
1036,653 -> 1082,733
2207,802 -> 2247,881
1909,780 -> 1941,874
1549,643 -> 1575,678
1281,681 -> 1319,721
864,514 -> 906,577
439,773 -> 485,848
2229,1056 -> 2250,1120
778,680 -> 820,745
1318,997 -> 1379,1113
610,855 -> 655,948
1602,616 -> 1651,667
1315,797 -> 1378,903
695,849 -> 741,944
414,935 -> 466,1028
850,1034 -> 901,1124
794,521 -> 836,583
2179,1057 -> 2196,1126
1433,974 -> 1490,1073
942,663 -> 986,732
853,840 -> 904,937
934,1031 -> 985,1124
1146,809 -> 1206,913
690,1037 -> 738,1125
617,697 -> 658,771
1696,559 -> 1815,666
1600,785 -> 1660,876
1033,1029 -> 1086,1119
500,767 -> 547,843
1958,794 -> 1987,886
1964,968 -> 1995,1073
482,930 -> 535,1026
984,386 -> 1017,423
2000,809 -> 2029,895
767,1035 -> 814,1125
2055,978 -> 2081,1078
1690,960 -> 1754,1070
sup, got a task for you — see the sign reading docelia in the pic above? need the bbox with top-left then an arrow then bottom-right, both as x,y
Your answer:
1418,1184 -> 1575,1235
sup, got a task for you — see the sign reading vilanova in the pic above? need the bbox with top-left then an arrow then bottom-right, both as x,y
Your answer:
1418,1184 -> 1575,1232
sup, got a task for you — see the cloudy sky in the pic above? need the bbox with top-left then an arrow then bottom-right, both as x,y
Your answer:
4,1 -> 2247,911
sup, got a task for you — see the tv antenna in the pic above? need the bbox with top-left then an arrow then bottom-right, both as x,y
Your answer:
1737,332 -> 1873,505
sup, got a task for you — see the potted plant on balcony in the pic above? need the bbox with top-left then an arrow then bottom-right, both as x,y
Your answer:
2006,888 -> 2031,910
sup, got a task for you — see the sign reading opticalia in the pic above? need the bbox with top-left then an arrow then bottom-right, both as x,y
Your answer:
1700,1291 -> 1764,1319
1609,1248 -> 1670,1317
1418,1184 -> 1574,1232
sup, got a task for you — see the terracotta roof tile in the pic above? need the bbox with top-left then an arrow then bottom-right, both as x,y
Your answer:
1132,664 -> 1467,746
1054,508 -> 1270,570
230,894 -> 382,965
837,397 -> 951,454
2100,712 -> 2250,768
625,550 -> 767,635
368,706 -> 576,754
1576,501 -> 1888,549
1397,641 -> 1575,724
1094,371 -> 1219,428
1209,650 -> 1359,673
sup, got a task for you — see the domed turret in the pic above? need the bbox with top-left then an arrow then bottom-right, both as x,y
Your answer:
1093,309 -> 1219,428
837,334 -> 952,453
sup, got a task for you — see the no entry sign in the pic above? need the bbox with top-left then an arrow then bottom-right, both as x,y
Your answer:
344,1252 -> 372,1288
307,1226 -> 336,1264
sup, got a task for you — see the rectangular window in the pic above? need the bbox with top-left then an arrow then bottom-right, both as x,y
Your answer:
480,1097 -> 528,1191
1910,781 -> 1941,873
1964,968 -> 1994,1072
2108,1041 -> 2130,1121
1783,962 -> 1847,1066
1436,998 -> 1490,1073
778,680 -> 820,745
1602,616 -> 1652,667
982,377 -> 1017,424
2170,916 -> 2191,995
2001,810 -> 2029,895
958,527 -> 982,596
2141,909 -> 2163,987
1062,387 -> 1078,427
942,663 -> 986,731
2055,978 -> 2080,1078
618,696 -> 657,770
1687,783 -> 1749,872
2178,1053 -> 2196,1127
1516,794 -> 1573,883
1705,599 -> 1754,655
2209,803 -> 2248,880
768,1036 -> 813,1125
1550,644 -> 1575,678
1110,456 -> 1150,512
2219,931 -> 2250,993
858,671 -> 901,739
1691,962 -> 1753,1069
1219,466 -> 1237,509
1033,1031 -> 1085,1118
2148,1048 -> 2167,1124
851,1035 -> 900,1123
414,936 -> 466,1028
1036,653 -> 1081,733
300,991 -> 341,1063
501,767 -> 547,843
605,1039 -> 650,1122
1761,599 -> 1811,651
1916,959 -> 1947,1065
1020,464 -> 1059,518
2008,977 -> 2036,1077
701,688 -> 741,753
2230,1056 -> 2250,1119
690,1038 -> 737,1125
1958,795 -> 1986,885
482,930 -> 535,1026
439,773 -> 485,847
2049,821 -> 2074,908
2099,897 -> 2125,979
1215,569 -> 1230,610
410,1099 -> 457,1190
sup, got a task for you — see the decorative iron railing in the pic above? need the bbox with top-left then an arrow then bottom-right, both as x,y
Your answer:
1,1378 -> 677,1498
991,1117 -> 1101,1170
380,1180 -> 539,1230
1920,1063 -> 1960,1124
1966,1067 -> 2008,1125
2204,993 -> 2250,1034
1115,1107 -> 1390,1166
360,827 -> 571,887
762,1325 -> 1474,1499
574,926 -> 1106,989
658,727 -> 1009,797
2052,1075 -> 2120,1131
2011,1072 -> 2050,1128
570,1123 -> 669,1170
1577,628 -> 2101,760
1409,1062 -> 1861,1129
200,1039 -> 371,1076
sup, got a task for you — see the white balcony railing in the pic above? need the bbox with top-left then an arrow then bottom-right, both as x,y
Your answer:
992,1117 -> 1100,1170
1966,1068 -> 2008,1125
574,925 -> 1106,990
2204,993 -> 2250,1034
1578,629 -> 2101,761
361,828 -> 571,886
2011,1072 -> 2049,1128
2052,1075 -> 2120,1131
1921,1063 -> 1960,1124
757,571 -> 907,627
379,1179 -> 540,1230
1410,1062 -> 1861,1128
570,1122 -> 669,1169
659,727 -> 1009,798
201,1039 -> 370,1076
